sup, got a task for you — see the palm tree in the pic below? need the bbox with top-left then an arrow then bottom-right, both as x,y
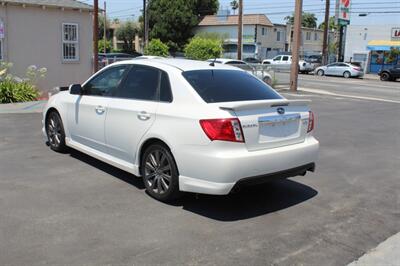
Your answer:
230,0 -> 239,15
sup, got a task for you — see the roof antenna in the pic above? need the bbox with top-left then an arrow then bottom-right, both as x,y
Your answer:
209,58 -> 216,66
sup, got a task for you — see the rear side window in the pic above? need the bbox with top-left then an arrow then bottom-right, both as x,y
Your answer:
116,65 -> 159,101
182,70 -> 282,103
160,71 -> 173,102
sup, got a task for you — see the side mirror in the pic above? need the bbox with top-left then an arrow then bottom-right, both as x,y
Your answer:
69,84 -> 83,95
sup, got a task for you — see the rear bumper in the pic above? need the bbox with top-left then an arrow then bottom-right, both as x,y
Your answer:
178,136 -> 319,195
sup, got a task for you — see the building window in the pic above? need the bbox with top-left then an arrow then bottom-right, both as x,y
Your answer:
314,32 -> 318,41
277,31 -> 281,41
62,23 -> 79,61
363,33 -> 367,40
306,32 -> 311,41
262,27 -> 265,36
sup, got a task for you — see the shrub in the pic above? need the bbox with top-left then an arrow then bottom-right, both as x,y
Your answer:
98,39 -> 112,53
144,39 -> 169,57
0,62 -> 46,103
184,37 -> 222,60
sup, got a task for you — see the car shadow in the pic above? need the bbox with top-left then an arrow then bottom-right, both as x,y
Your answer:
172,180 -> 318,221
69,149 -> 145,190
69,149 -> 317,221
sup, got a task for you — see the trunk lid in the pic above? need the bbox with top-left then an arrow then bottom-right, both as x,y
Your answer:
219,99 -> 310,151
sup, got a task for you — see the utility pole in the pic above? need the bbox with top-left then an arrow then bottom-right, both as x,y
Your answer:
143,0 -> 149,48
289,0 -> 303,91
93,0 -> 99,73
237,0 -> 243,60
322,0 -> 330,65
103,1 -> 107,54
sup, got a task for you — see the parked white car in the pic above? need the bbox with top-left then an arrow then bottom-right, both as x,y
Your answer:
207,58 -> 273,85
262,55 -> 314,74
43,58 -> 319,202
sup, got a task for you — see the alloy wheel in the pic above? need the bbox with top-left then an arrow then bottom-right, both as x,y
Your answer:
47,113 -> 62,147
144,149 -> 172,195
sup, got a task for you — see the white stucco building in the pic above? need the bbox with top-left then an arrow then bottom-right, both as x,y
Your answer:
344,24 -> 400,73
0,0 -> 93,92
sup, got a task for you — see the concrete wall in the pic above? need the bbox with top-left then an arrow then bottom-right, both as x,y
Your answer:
0,4 -> 93,92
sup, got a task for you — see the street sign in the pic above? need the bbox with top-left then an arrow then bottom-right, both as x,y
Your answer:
391,28 -> 400,41
338,0 -> 351,23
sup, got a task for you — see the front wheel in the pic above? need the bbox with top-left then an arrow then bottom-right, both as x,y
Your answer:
46,111 -> 68,152
343,71 -> 351,78
141,143 -> 181,202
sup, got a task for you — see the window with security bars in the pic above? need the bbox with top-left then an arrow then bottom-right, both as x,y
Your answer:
62,23 -> 79,61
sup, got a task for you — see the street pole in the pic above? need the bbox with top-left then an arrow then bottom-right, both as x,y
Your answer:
322,0 -> 330,65
237,0 -> 243,60
334,0 -> 340,61
93,0 -> 99,73
143,0 -> 146,49
103,1 -> 107,54
289,0 -> 303,92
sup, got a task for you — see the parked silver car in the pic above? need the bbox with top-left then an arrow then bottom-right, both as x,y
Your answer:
315,63 -> 364,78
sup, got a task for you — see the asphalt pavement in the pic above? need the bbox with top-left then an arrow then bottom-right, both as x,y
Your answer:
0,78 -> 399,265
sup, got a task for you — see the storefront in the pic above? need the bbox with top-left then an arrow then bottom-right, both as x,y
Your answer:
367,40 -> 400,73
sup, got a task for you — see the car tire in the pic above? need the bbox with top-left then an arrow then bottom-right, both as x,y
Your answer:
141,143 -> 181,202
263,76 -> 272,86
317,70 -> 324,76
45,111 -> 68,153
380,72 -> 390,81
343,71 -> 351,78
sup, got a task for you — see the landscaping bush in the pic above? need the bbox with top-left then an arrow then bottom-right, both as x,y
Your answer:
184,37 -> 222,60
0,62 -> 46,103
144,39 -> 169,57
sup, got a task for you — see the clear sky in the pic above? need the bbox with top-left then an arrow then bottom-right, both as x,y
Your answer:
96,0 -> 400,26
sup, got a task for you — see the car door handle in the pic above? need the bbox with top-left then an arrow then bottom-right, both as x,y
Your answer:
95,105 -> 106,114
137,111 -> 151,121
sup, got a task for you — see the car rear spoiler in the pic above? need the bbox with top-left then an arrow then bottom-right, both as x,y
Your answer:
218,99 -> 311,111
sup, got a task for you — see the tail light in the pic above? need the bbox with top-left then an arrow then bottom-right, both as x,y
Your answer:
352,66 -> 361,71
307,111 -> 315,133
200,118 -> 244,143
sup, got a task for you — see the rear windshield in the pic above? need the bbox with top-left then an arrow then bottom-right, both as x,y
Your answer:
182,70 -> 282,103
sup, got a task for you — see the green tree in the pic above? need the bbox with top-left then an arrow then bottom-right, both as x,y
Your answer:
285,12 -> 318,28
318,16 -> 336,30
115,20 -> 139,53
148,0 -> 219,50
144,39 -> 169,57
184,37 -> 222,60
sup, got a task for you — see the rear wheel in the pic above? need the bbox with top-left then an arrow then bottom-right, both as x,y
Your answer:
263,76 -> 272,86
380,72 -> 390,81
141,143 -> 181,202
343,71 -> 351,78
46,111 -> 68,152
317,70 -> 324,76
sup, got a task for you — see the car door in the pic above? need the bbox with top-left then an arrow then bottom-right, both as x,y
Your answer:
336,63 -> 349,76
67,65 -> 129,153
325,63 -> 338,75
105,65 -> 162,164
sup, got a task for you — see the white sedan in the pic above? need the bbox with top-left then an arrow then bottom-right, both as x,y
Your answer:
43,58 -> 319,202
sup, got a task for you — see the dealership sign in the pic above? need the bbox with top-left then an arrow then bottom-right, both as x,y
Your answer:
338,0 -> 351,25
392,28 -> 400,40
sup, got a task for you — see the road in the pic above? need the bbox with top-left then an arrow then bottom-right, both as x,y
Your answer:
0,79 -> 399,265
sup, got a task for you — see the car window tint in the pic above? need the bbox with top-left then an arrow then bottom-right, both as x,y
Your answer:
282,56 -> 289,61
182,70 -> 283,103
116,65 -> 159,101
338,63 -> 348,67
226,61 -> 246,65
160,71 -> 173,102
83,66 -> 128,96
273,56 -> 282,61
328,63 -> 338,67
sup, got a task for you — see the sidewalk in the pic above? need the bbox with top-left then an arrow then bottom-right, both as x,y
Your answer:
348,232 -> 400,266
363,73 -> 380,80
0,100 -> 46,114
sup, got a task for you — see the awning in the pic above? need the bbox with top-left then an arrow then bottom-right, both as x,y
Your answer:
367,40 -> 400,51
